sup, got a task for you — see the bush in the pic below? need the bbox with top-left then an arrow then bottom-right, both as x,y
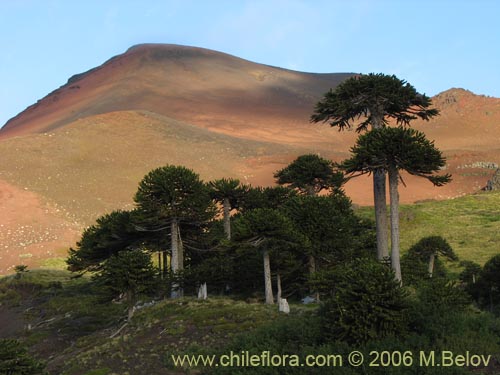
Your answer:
474,254 -> 500,313
0,339 -> 46,374
318,258 -> 408,345
406,278 -> 470,343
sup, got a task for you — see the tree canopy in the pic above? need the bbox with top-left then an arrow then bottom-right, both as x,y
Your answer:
311,73 -> 439,132
67,210 -> 141,273
341,127 -> 451,186
274,154 -> 344,196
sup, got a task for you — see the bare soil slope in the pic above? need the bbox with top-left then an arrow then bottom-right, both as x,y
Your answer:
0,44 -> 499,273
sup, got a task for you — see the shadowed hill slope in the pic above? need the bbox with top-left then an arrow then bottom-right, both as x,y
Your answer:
0,44 -> 354,146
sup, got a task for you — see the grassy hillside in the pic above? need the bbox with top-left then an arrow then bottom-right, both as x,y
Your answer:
356,190 -> 500,265
0,271 -> 288,375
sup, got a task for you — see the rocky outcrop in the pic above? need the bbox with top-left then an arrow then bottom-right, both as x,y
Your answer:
484,168 -> 500,191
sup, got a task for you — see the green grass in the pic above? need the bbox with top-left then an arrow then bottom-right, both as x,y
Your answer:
58,296 -> 284,375
356,191 -> 500,265
39,256 -> 69,270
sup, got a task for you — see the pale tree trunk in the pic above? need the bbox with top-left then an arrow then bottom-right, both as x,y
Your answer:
371,112 -> 389,261
263,249 -> 274,304
374,170 -> 389,260
388,167 -> 402,284
177,223 -> 184,297
276,273 -> 282,302
308,255 -> 316,275
428,253 -> 435,278
308,255 -> 320,301
223,197 -> 231,240
170,218 -> 182,298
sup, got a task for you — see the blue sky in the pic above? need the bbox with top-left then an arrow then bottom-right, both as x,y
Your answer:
1,0 -> 499,127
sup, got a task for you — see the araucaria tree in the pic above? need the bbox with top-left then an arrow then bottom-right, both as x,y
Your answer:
233,208 -> 304,304
274,154 -> 344,196
134,165 -> 215,298
342,127 -> 451,283
94,250 -> 157,320
67,210 -> 141,273
208,178 -> 248,240
311,73 -> 439,260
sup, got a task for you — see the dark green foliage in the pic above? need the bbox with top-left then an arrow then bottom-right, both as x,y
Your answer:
408,236 -> 457,261
274,154 -> 344,195
459,260 -> 481,285
401,236 -> 457,285
406,279 -> 470,343
239,186 -> 297,212
93,250 -> 157,304
0,339 -> 46,374
311,73 -> 439,132
341,127 -> 451,186
458,260 -> 482,298
233,208 -> 306,299
233,208 -> 304,248
282,194 -> 374,264
67,210 -> 141,273
401,252 -> 446,286
208,178 -> 249,209
474,254 -> 500,313
134,164 -> 216,224
318,258 -> 408,345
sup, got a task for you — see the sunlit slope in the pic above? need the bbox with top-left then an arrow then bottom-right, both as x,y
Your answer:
0,110 -> 308,226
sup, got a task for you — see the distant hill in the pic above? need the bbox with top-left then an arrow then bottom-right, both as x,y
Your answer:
0,44 -> 498,273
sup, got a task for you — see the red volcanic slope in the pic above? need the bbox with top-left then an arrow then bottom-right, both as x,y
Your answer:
0,44 -> 354,145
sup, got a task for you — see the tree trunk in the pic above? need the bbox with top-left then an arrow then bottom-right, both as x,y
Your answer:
223,197 -> 231,240
371,112 -> 389,261
177,223 -> 184,297
374,170 -> 389,260
308,255 -> 320,301
177,223 -> 184,272
428,253 -> 435,278
308,255 -> 316,275
388,167 -> 402,284
276,272 -> 282,302
263,249 -> 274,304
170,218 -> 181,298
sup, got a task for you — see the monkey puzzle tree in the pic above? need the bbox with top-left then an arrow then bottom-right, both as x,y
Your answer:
238,185 -> 297,212
311,73 -> 439,260
134,165 -> 216,298
274,154 -> 344,196
342,127 -> 451,283
281,194 -> 364,283
94,250 -> 157,320
67,209 -> 142,273
208,177 -> 249,240
409,236 -> 458,278
233,208 -> 305,304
